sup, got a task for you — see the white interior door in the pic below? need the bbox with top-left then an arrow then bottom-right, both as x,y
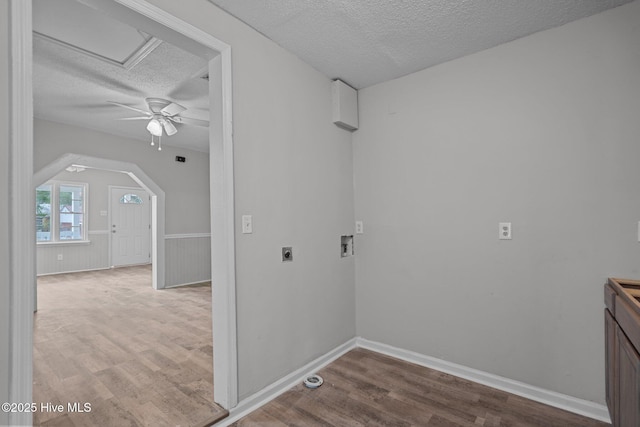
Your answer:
110,186 -> 151,267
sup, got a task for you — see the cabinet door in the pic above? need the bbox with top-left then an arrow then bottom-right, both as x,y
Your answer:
606,309 -> 617,424
617,325 -> 640,427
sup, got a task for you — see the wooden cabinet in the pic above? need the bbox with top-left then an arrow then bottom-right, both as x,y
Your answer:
606,278 -> 640,427
617,325 -> 640,427
605,308 -> 617,423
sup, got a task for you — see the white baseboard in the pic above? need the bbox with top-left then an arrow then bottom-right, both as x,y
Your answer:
356,338 -> 611,423
214,337 -> 610,425
164,279 -> 211,289
36,266 -> 111,277
216,338 -> 358,426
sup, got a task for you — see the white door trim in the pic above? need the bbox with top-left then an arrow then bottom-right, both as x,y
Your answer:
209,41 -> 239,411
12,1 -> 238,421
8,2 -> 34,426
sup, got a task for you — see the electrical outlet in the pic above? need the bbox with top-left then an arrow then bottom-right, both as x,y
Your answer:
499,222 -> 512,240
355,221 -> 364,234
57,254 -> 63,261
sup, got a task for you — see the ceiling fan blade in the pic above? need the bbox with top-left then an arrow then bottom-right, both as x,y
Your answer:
171,116 -> 209,127
161,102 -> 186,117
116,116 -> 152,121
107,101 -> 150,116
162,119 -> 178,136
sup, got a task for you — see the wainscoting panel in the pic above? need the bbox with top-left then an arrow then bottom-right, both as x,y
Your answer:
36,231 -> 110,275
165,234 -> 211,287
37,232 -> 211,286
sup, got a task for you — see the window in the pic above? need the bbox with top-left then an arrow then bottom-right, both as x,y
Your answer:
36,182 -> 87,243
36,184 -> 52,241
119,193 -> 143,204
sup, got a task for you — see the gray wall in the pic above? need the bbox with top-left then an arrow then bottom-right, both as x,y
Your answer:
34,119 -> 211,235
49,169 -> 140,233
0,2 -> 10,425
35,0 -> 357,400
353,1 -> 640,405
13,0 -> 634,412
34,119 -> 211,286
34,119 -> 213,287
146,0 -> 356,399
36,168 -> 139,275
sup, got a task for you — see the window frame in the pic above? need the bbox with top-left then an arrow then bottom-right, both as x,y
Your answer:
36,180 -> 89,245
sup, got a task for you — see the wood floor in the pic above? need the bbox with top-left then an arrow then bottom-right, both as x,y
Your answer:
231,348 -> 610,427
33,265 -> 227,426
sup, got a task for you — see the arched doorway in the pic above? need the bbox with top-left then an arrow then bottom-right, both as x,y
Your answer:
34,154 -> 166,290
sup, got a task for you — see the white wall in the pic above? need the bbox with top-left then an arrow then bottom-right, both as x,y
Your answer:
353,1 -> 640,405
0,2 -> 11,424
36,168 -> 139,275
144,0 -> 356,400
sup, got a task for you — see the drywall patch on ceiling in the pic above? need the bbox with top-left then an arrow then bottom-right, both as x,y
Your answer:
32,31 -> 163,71
208,0 -> 633,89
33,0 -> 158,66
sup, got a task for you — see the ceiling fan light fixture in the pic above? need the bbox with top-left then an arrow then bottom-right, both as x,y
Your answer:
162,119 -> 178,136
146,117 -> 163,136
110,98 -> 209,144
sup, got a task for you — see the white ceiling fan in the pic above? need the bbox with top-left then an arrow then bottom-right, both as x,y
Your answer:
108,98 -> 208,149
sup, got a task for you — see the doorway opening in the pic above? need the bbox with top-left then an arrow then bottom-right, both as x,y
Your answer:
8,1 -> 237,425
32,157 -> 228,424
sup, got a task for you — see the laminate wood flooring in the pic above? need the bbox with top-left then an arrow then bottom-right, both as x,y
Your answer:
231,348 -> 610,427
33,265 -> 227,426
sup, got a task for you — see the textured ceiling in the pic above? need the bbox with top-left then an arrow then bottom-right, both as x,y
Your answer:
208,0 -> 633,89
34,0 -> 634,150
33,0 -> 212,152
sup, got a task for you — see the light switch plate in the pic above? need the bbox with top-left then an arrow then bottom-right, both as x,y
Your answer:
242,215 -> 252,234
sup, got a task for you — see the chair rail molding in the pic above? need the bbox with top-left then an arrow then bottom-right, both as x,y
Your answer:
165,233 -> 212,239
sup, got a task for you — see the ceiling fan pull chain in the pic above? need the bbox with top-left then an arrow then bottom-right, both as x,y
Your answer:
158,134 -> 162,151
150,134 -> 155,146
